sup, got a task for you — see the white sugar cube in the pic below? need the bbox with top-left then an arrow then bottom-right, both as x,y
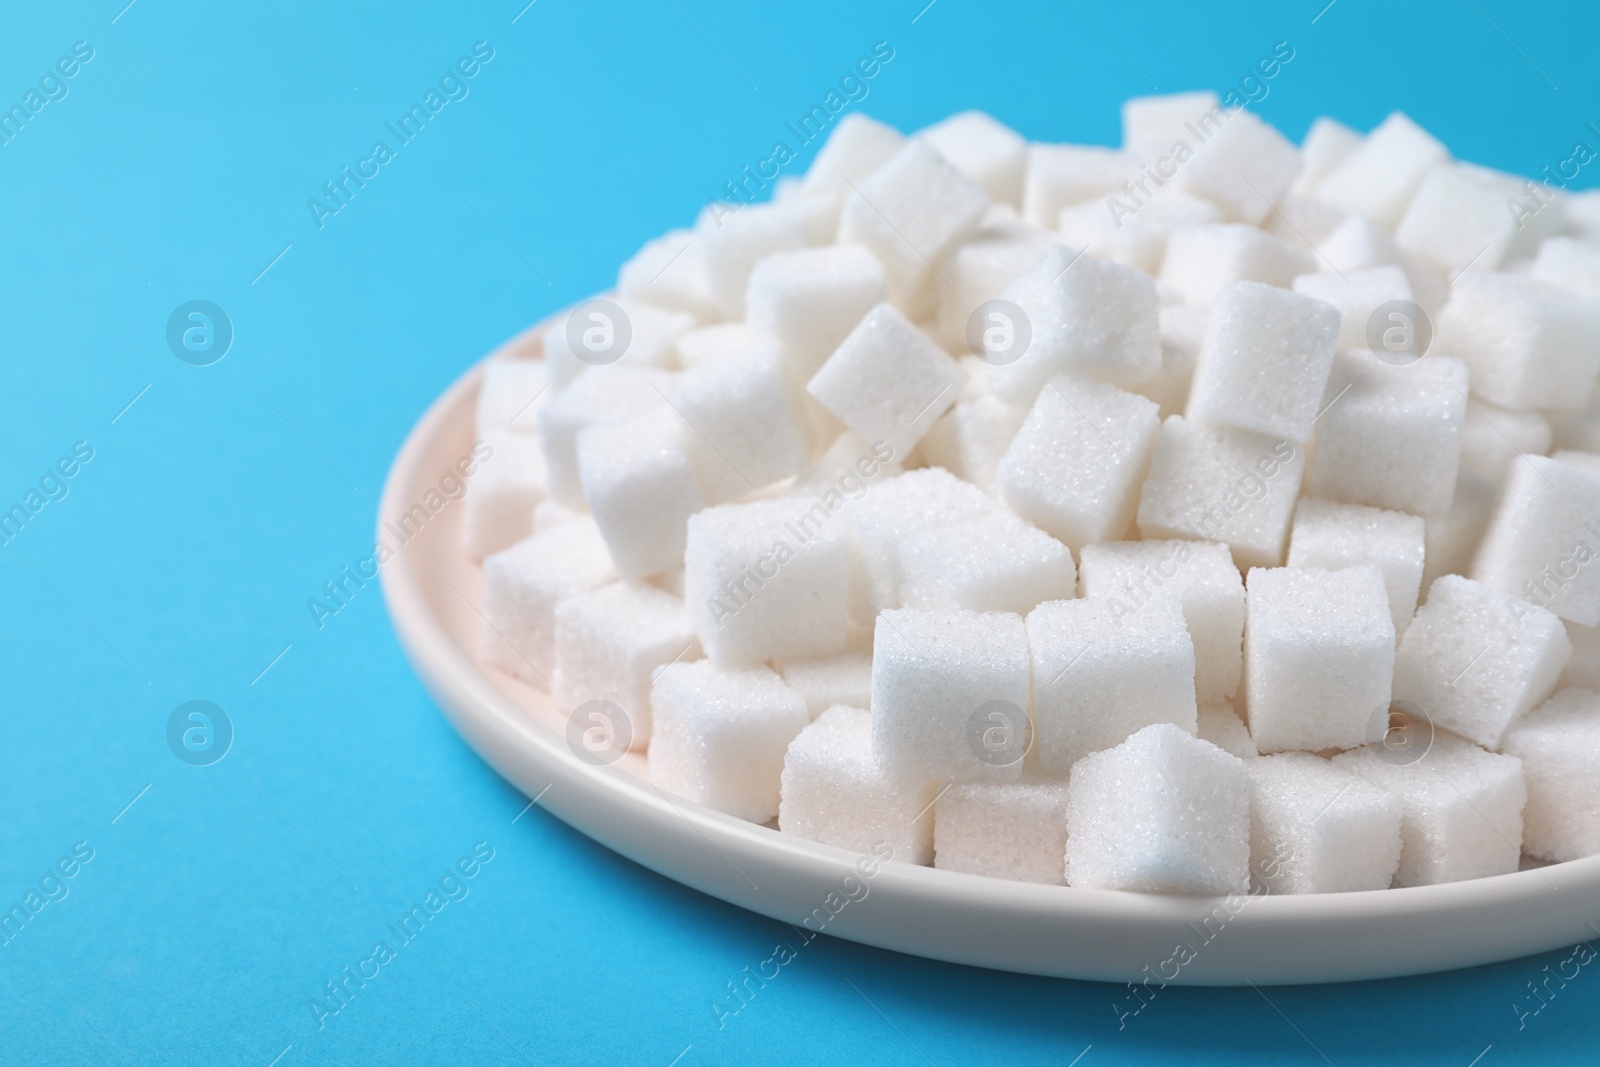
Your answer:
844,467 -> 998,617
475,358 -> 549,436
987,245 -> 1161,406
1171,109 -> 1301,225
898,509 -> 1076,615
673,322 -> 756,370
1291,265 -> 1413,349
1243,565 -> 1395,753
1333,733 -> 1526,887
1198,699 -> 1257,759
553,582 -> 698,745
1121,91 -> 1221,155
1078,540 -> 1246,704
684,496 -> 849,665
838,140 -> 990,316
576,410 -> 703,579
649,660 -> 808,823
807,303 -> 962,457
1473,455 -> 1600,626
1314,111 -> 1450,230
461,430 -> 548,559
934,778 -> 1069,885
1459,399 -> 1552,484
1308,349 -> 1469,516
533,498 -> 585,535
871,609 -> 1031,782
1396,163 -> 1521,275
745,243 -> 888,385
673,354 -> 814,503
538,366 -> 676,506
1136,416 -> 1306,569
480,519 -> 616,688
1027,597 -> 1197,773
1248,753 -> 1403,893
1022,143 -> 1134,228
1501,688 -> 1600,862
1057,191 -> 1222,274
700,199 -> 829,317
919,110 -> 1027,206
934,219 -> 1053,354
1065,724 -> 1250,894
1560,621 -> 1600,691
1136,304 -> 1207,418
1292,116 -> 1363,196
1531,235 -> 1600,302
1186,281 -> 1341,445
617,229 -> 718,320
1422,470 -> 1499,591
1317,213 -> 1404,273
779,705 -> 938,864
779,652 -> 873,720
1288,499 -> 1426,637
1394,575 -> 1571,748
792,431 -> 902,496
804,113 -> 906,193
543,298 -> 693,390
1265,193 -> 1348,250
997,375 -> 1161,549
1160,224 -> 1316,305
1436,272 -> 1600,411
918,394 -> 1028,494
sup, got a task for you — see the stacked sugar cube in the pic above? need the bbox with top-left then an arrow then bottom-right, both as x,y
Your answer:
467,92 -> 1600,894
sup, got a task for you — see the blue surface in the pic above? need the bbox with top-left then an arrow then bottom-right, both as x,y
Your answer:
2,0 -> 1597,1063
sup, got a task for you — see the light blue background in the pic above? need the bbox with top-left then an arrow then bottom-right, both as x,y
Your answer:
1,1 -> 1596,1063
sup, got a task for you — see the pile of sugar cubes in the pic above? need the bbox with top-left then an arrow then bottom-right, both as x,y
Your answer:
468,91 -> 1600,895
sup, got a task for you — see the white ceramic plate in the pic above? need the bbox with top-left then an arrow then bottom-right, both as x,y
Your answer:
379,325 -> 1600,986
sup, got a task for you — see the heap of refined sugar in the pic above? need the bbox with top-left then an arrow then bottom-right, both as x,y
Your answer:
1027,596 -> 1197,773
1333,732 -> 1526,887
1473,455 -> 1600,626
1078,539 -> 1245,703
934,778 -> 1070,884
779,705 -> 938,864
1393,575 -> 1570,748
1501,688 -> 1600,862
1286,498 -> 1426,636
1243,565 -> 1395,753
649,660 -> 809,822
778,651 -> 873,720
577,410 -> 704,580
1197,699 -> 1257,759
1065,724 -> 1250,894
996,375 -> 1160,548
553,582 -> 697,745
871,608 -> 1031,781
1247,752 -> 1403,893
897,509 -> 1076,615
480,518 -> 616,688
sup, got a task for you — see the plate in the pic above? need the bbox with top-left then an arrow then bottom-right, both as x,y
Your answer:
378,324 -> 1600,986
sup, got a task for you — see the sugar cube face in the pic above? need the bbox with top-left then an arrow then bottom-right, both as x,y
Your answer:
918,394 -> 1027,493
1198,699 -> 1257,759
987,245 -> 1162,406
1136,416 -> 1306,569
576,410 -> 704,579
538,367 -> 677,507
1395,163 -> 1522,275
779,705 -> 939,864
871,609 -> 1032,782
1394,575 -> 1571,748
1121,91 -> 1221,155
1314,111 -> 1451,230
683,497 -> 850,666
1501,688 -> 1600,862
1022,144 -> 1134,228
1459,399 -> 1552,485
1532,236 -> 1600,303
1437,272 -> 1600,412
649,661 -> 809,823
617,228 -> 718,320
1422,470 -> 1499,590
1560,621 -> 1600,691
476,358 -> 549,437
745,243 -> 888,385
1137,303 -> 1207,418
480,519 -> 616,688
1316,214 -> 1405,274
838,140 -> 990,315
461,430 -> 548,559
673,322 -> 756,371
1186,281 -> 1341,445
1171,109 -> 1301,225
804,113 -> 906,193
807,303 -> 962,458
1333,733 -> 1526,887
553,582 -> 698,745
934,779 -> 1070,884
1287,499 -> 1426,637
533,498 -> 586,536
702,198 -> 838,317
1058,191 -> 1222,275
934,221 -> 1054,353
1065,724 -> 1250,894
1160,224 -> 1316,305
1248,753 -> 1403,893
1243,565 -> 1395,754
1292,116 -> 1363,196
1078,539 -> 1246,704
897,510 -> 1077,615
1265,193 -> 1348,251
543,299 -> 693,390
920,110 -> 1027,206
1027,597 -> 1197,773
673,355 -> 814,503
779,652 -> 873,720
997,375 -> 1161,549
1474,456 -> 1600,626
1291,265 -> 1412,350
844,467 -> 998,618
1308,350 -> 1469,516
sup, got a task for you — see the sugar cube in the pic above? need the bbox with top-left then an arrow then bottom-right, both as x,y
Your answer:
1422,470 -> 1499,591
1458,398 -> 1553,484
673,322 -> 756,370
778,651 -> 873,720
1314,111 -> 1451,230
1473,455 -> 1600,626
1531,235 -> 1600,302
1170,109 -> 1301,225
617,229 -> 718,320
843,467 -> 998,618
934,219 -> 1054,354
701,199 -> 830,317
1396,163 -> 1521,275
1022,143 -> 1134,228
1057,190 -> 1222,274
1502,688 -> 1600,862
803,113 -> 906,193
1292,265 -> 1413,349
1122,91 -> 1222,155
475,358 -> 549,437
919,110 -> 1027,206
1248,753 -> 1403,893
745,243 -> 888,385
576,410 -> 704,579
461,430 -> 548,559
538,366 -> 677,506
1136,304 -> 1206,418
1065,724 -> 1250,894
1265,193 -> 1349,250
1198,699 -> 1257,759
898,509 -> 1077,615
543,298 -> 694,390
918,394 -> 1028,494
1160,224 -> 1317,305
1288,499 -> 1426,637
1436,272 -> 1600,411
934,778 -> 1070,884
1292,116 -> 1363,196
673,354 -> 814,503
480,519 -> 617,688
